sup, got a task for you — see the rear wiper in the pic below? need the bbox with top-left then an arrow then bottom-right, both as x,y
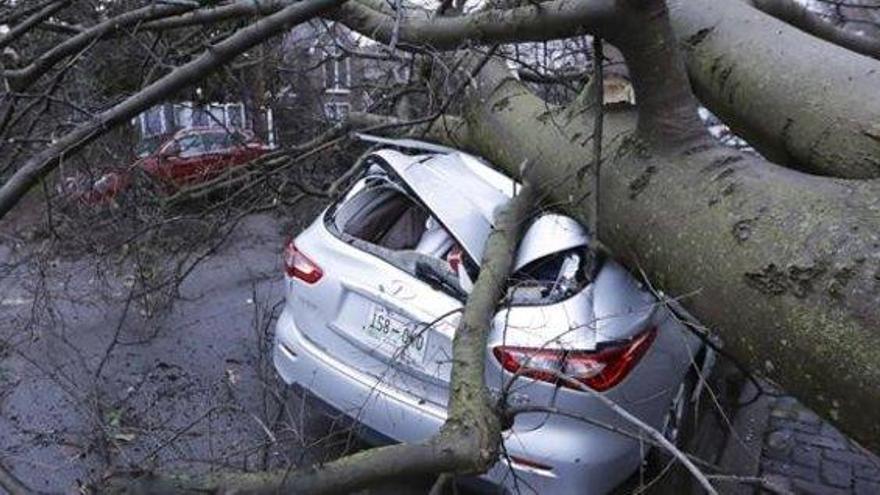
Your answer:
415,261 -> 468,301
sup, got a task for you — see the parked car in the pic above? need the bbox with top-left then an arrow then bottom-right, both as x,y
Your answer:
62,127 -> 268,204
59,169 -> 131,206
273,138 -> 707,494
139,127 -> 267,189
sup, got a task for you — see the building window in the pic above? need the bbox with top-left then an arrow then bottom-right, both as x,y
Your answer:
204,103 -> 246,129
207,104 -> 226,128
324,56 -> 351,94
323,102 -> 350,122
174,102 -> 194,128
140,106 -> 166,137
227,103 -> 245,129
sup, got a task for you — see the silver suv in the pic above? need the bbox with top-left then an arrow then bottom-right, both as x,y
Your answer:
273,139 -> 705,494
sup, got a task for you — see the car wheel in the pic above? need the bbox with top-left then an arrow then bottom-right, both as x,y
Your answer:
661,377 -> 692,446
641,369 -> 698,480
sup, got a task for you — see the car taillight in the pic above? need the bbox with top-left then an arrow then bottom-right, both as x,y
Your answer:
283,239 -> 323,284
492,327 -> 657,392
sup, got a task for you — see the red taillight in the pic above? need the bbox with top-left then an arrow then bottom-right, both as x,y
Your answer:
492,327 -> 657,392
283,239 -> 323,284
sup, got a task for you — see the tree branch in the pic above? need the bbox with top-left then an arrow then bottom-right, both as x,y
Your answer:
0,0 -> 346,221
0,462 -> 33,495
329,0 -> 618,48
750,0 -> 880,60
139,0 -> 293,31
0,0 -> 70,51
3,2 -> 197,90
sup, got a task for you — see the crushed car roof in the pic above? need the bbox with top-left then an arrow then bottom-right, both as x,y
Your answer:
369,144 -> 590,267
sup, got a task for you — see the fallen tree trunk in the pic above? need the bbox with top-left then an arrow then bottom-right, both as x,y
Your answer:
668,0 -> 880,178
425,60 -> 880,451
749,0 -> 880,61
332,0 -> 880,179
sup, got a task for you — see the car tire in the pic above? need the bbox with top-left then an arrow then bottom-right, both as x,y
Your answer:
640,367 -> 700,488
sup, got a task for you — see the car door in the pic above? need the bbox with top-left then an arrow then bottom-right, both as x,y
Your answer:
198,131 -> 236,178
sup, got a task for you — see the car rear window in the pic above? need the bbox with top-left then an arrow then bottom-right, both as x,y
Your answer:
506,246 -> 598,305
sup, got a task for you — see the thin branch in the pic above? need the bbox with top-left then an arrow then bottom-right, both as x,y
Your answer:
329,0 -> 619,49
0,462 -> 33,495
541,367 -> 718,495
0,0 -> 70,51
3,2 -> 197,90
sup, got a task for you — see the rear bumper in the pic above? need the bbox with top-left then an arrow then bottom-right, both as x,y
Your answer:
274,308 -> 642,495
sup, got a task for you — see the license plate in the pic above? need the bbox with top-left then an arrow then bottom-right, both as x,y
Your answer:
362,306 -> 428,364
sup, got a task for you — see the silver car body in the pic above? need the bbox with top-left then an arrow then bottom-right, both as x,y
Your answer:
273,144 -> 703,494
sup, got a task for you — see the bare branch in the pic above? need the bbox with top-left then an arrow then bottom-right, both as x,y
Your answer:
750,0 -> 880,60
330,0 -> 618,48
0,462 -> 33,495
0,0 -> 346,221
0,0 -> 70,51
3,2 -> 197,90
140,0 -> 293,31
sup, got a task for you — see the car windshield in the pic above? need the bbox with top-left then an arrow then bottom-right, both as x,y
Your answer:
168,131 -> 242,157
176,135 -> 206,157
202,132 -> 238,152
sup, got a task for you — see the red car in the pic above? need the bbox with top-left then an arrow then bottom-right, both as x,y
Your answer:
64,127 -> 268,204
139,127 -> 268,189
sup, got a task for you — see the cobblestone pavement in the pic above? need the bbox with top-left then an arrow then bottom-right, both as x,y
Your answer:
759,396 -> 880,495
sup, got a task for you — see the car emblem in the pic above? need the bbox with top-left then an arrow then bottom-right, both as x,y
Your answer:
380,280 -> 415,300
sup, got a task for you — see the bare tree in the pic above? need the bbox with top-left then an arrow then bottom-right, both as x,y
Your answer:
1,0 -> 879,492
